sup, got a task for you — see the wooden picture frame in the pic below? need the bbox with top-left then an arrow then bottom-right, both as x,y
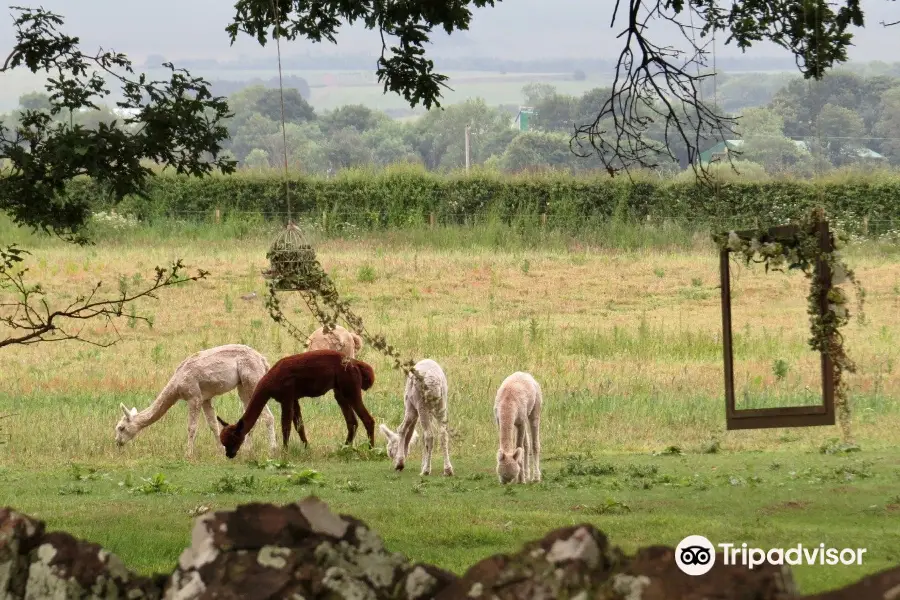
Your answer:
719,221 -> 836,430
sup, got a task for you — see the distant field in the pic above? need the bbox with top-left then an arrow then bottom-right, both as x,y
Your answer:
0,67 -> 607,112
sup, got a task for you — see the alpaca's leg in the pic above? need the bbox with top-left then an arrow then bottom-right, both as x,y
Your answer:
186,403 -> 201,459
344,388 -> 375,448
394,406 -> 419,472
515,423 -> 528,483
201,400 -> 220,444
439,416 -> 454,477
292,398 -> 308,446
279,401 -> 293,448
335,392 -> 359,446
417,409 -> 434,476
529,406 -> 542,483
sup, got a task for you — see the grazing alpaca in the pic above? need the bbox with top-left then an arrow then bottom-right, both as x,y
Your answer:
217,349 -> 376,458
113,344 -> 277,458
379,358 -> 454,476
494,371 -> 542,484
305,324 -> 363,358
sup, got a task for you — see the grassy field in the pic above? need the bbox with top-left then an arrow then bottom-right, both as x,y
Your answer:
0,68 -> 604,113
1,217 -> 899,594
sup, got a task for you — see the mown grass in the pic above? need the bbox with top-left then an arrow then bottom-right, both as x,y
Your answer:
1,215 -> 899,594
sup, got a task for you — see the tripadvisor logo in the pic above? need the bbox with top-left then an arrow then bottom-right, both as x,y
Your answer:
675,535 -> 867,576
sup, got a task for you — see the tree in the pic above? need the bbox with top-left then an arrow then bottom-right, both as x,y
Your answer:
815,103 -> 866,165
324,127 -> 374,170
261,121 -> 328,174
226,0 -> 880,179
521,83 -> 557,107
361,120 -> 419,167
243,148 -> 271,169
407,99 -> 511,170
531,93 -> 578,133
734,107 -> 811,173
229,112 -> 282,162
500,131 -> 579,173
254,88 -> 316,124
17,91 -> 51,111
872,87 -> 900,163
1,7 -> 234,349
320,104 -> 386,136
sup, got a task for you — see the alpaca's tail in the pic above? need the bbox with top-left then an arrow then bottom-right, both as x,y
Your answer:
354,360 -> 375,391
351,332 -> 363,352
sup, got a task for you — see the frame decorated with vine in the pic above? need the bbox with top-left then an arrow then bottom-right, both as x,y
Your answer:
714,207 -> 863,440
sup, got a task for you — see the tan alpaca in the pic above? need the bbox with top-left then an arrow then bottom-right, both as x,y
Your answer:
113,344 -> 277,457
494,371 -> 542,484
305,324 -> 363,358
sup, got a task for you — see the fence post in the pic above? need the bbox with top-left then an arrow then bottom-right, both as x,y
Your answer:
429,212 -> 435,229
862,215 -> 869,236
540,213 -> 547,228
214,207 -> 221,224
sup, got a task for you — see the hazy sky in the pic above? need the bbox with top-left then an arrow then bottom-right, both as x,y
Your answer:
0,0 -> 896,64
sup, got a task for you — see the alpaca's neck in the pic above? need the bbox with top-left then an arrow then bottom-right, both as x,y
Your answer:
134,380 -> 181,430
496,400 -> 518,452
238,384 -> 272,432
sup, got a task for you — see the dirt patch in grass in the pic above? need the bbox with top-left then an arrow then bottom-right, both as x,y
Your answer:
760,500 -> 811,515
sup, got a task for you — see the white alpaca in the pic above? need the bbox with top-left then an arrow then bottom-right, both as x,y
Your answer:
305,324 -> 363,358
379,358 -> 454,476
494,371 -> 542,484
113,344 -> 278,457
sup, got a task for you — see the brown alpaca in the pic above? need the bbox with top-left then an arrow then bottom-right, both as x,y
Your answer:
217,349 -> 376,458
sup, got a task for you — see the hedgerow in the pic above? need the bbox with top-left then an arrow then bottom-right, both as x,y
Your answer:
63,165 -> 900,232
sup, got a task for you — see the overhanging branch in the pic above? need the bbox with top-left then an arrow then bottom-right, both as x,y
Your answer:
1,244 -> 209,349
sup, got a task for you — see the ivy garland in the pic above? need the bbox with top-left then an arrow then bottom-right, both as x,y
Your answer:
261,241 -> 436,433
713,208 -> 865,442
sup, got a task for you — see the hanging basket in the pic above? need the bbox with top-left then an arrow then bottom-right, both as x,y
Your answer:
262,221 -> 320,292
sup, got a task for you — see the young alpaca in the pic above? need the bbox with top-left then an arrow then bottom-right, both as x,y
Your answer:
494,371 -> 542,484
305,324 -> 363,359
113,344 -> 277,458
217,349 -> 376,458
379,358 -> 454,476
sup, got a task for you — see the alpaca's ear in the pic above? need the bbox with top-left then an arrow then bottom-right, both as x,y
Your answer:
120,403 -> 131,419
513,447 -> 524,462
216,416 -> 230,428
235,418 -> 245,432
378,423 -> 395,440
409,430 -> 420,445
497,449 -> 505,462
129,407 -> 137,417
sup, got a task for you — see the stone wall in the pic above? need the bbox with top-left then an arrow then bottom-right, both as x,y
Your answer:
1,497 -> 898,599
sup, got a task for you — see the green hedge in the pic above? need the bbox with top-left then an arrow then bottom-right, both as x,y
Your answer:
68,166 -> 900,232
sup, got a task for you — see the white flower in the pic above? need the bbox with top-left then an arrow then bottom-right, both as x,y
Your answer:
727,231 -> 742,251
829,304 -> 848,319
749,238 -> 762,254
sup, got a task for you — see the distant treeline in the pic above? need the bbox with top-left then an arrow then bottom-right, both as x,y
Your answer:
147,54 -> 801,75
207,76 -> 311,100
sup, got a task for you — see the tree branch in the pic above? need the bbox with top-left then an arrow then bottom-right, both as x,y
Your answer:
1,244 -> 208,350
0,6 -> 236,243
